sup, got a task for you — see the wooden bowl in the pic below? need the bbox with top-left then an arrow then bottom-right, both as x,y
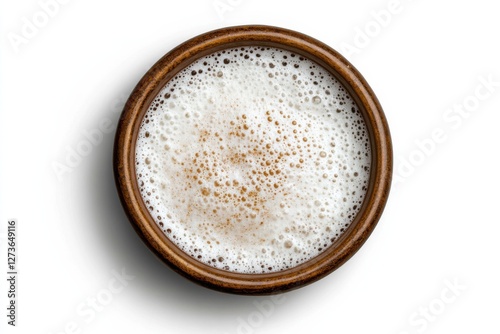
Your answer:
114,25 -> 392,295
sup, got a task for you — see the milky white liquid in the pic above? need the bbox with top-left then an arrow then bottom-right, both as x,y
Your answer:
135,46 -> 371,273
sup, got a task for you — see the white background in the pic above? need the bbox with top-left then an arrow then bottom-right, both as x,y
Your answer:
1,0 -> 499,333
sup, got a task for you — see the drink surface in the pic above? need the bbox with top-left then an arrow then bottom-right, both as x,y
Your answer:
136,46 -> 371,273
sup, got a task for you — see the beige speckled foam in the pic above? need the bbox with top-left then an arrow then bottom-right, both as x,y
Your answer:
135,46 -> 371,273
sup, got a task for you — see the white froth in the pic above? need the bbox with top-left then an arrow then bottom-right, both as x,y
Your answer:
135,46 -> 371,274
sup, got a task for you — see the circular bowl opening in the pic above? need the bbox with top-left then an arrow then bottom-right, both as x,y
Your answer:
114,25 -> 392,295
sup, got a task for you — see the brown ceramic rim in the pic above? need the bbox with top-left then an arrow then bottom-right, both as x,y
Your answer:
114,25 -> 392,295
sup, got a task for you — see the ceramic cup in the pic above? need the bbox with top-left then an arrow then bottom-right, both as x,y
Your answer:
114,25 -> 392,295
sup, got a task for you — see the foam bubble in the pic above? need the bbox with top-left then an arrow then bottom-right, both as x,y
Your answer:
135,46 -> 371,273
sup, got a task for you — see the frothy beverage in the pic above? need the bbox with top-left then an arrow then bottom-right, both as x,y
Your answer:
135,46 -> 371,274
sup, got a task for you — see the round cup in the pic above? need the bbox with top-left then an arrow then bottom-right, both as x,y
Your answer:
114,25 -> 392,295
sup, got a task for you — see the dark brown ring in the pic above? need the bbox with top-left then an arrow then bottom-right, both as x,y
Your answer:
114,25 -> 392,295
